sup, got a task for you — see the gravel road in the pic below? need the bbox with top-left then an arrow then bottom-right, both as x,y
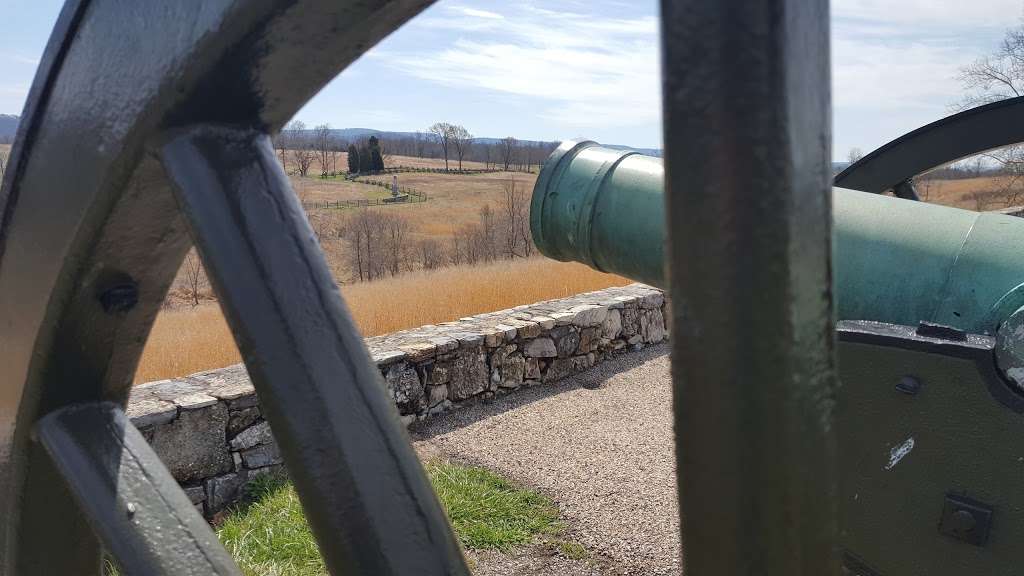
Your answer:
413,344 -> 680,576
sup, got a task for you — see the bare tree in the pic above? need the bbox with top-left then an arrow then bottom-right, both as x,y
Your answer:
182,251 -> 206,307
285,120 -> 315,177
417,239 -> 445,270
957,24 -> 1024,206
914,176 -> 935,202
0,149 -> 7,182
847,147 -> 863,164
428,122 -> 454,171
450,125 -> 473,171
499,179 -> 532,258
292,147 -> 315,177
478,204 -> 498,262
381,213 -> 411,276
314,123 -> 332,177
449,228 -> 463,266
500,137 -> 517,171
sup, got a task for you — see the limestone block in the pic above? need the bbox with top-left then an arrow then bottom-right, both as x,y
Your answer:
227,407 -> 260,437
570,304 -> 608,328
500,354 -> 526,388
523,337 -> 557,358
241,443 -> 283,468
230,420 -> 273,451
601,309 -> 622,340
428,384 -> 448,407
505,319 -> 541,339
205,471 -> 248,513
644,308 -> 666,343
544,358 -> 575,383
531,316 -> 556,330
150,403 -> 232,483
525,358 -> 542,380
387,363 -> 425,414
578,327 -> 600,354
127,397 -> 177,429
399,341 -> 437,363
196,364 -> 254,402
183,485 -> 206,505
447,348 -> 488,400
620,305 -> 639,337
555,329 -> 580,359
148,379 -> 218,410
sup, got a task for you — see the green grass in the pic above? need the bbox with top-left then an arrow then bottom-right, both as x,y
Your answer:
217,476 -> 324,576
426,461 -> 561,550
117,461 -> 566,576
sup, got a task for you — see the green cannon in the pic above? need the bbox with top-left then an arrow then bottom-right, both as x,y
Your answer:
532,140 -> 1024,336
532,140 -> 1024,574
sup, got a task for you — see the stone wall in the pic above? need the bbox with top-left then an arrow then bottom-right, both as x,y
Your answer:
127,283 -> 668,517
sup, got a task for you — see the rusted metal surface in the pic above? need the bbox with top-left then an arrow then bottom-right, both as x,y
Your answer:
659,0 -> 839,574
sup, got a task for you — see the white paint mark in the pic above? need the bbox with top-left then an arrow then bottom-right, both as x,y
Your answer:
885,437 -> 915,471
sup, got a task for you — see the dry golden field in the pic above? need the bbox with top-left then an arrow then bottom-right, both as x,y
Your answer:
295,154 -> 537,240
915,176 -> 1024,211
136,257 -> 629,383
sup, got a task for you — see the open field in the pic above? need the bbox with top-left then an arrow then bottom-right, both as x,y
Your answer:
916,175 -> 1024,210
138,258 -> 629,383
294,155 -> 537,241
290,176 -> 393,203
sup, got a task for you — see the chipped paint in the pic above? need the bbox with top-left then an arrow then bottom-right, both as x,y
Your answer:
885,437 -> 915,471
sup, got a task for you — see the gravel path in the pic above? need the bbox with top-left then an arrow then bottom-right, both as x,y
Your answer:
412,344 -> 680,576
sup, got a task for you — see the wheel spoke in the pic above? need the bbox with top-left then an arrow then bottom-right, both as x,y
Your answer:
160,126 -> 468,576
37,402 -> 240,575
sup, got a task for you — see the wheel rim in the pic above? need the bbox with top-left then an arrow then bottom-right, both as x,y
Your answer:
0,1 -> 466,574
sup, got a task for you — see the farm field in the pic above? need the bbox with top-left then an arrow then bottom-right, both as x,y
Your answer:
293,154 -> 537,240
137,257 -> 630,383
915,175 -> 1024,211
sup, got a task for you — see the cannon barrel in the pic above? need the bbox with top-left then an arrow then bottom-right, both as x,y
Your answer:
531,140 -> 1024,335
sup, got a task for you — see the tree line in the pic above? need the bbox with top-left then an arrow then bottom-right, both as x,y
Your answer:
308,180 -> 534,283
272,120 -> 558,175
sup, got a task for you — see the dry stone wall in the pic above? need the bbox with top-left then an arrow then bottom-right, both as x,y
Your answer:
127,283 -> 668,517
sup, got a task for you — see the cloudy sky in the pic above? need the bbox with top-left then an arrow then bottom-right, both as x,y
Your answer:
1,0 -> 1021,159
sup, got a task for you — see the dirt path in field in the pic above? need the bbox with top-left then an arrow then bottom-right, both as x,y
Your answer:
412,344 -> 680,576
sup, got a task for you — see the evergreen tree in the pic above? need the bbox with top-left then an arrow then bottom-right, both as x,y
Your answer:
358,145 -> 373,173
367,136 -> 385,171
347,144 -> 359,173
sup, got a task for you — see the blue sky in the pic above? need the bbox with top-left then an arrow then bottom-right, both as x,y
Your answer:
1,0 -> 1021,159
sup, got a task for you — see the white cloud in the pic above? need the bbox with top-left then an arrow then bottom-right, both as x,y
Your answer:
832,36 -> 974,111
834,0 -> 1023,29
379,5 -> 660,129
457,7 -> 503,20
1,53 -> 40,66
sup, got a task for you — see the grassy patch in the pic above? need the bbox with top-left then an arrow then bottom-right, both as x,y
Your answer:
552,539 -> 589,560
141,461 -> 562,575
426,460 -> 560,550
217,479 -> 324,576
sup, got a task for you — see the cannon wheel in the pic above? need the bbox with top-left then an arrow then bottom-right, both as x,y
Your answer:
0,0 -> 470,574
835,96 -> 1024,198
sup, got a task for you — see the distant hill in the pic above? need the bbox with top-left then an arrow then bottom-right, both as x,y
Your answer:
325,127 -> 662,157
0,114 -> 18,141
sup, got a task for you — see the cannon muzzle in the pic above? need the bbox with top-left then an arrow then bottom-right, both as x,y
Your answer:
531,140 -> 1024,336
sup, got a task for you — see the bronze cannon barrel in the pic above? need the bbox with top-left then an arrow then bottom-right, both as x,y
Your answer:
531,140 -> 1024,335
